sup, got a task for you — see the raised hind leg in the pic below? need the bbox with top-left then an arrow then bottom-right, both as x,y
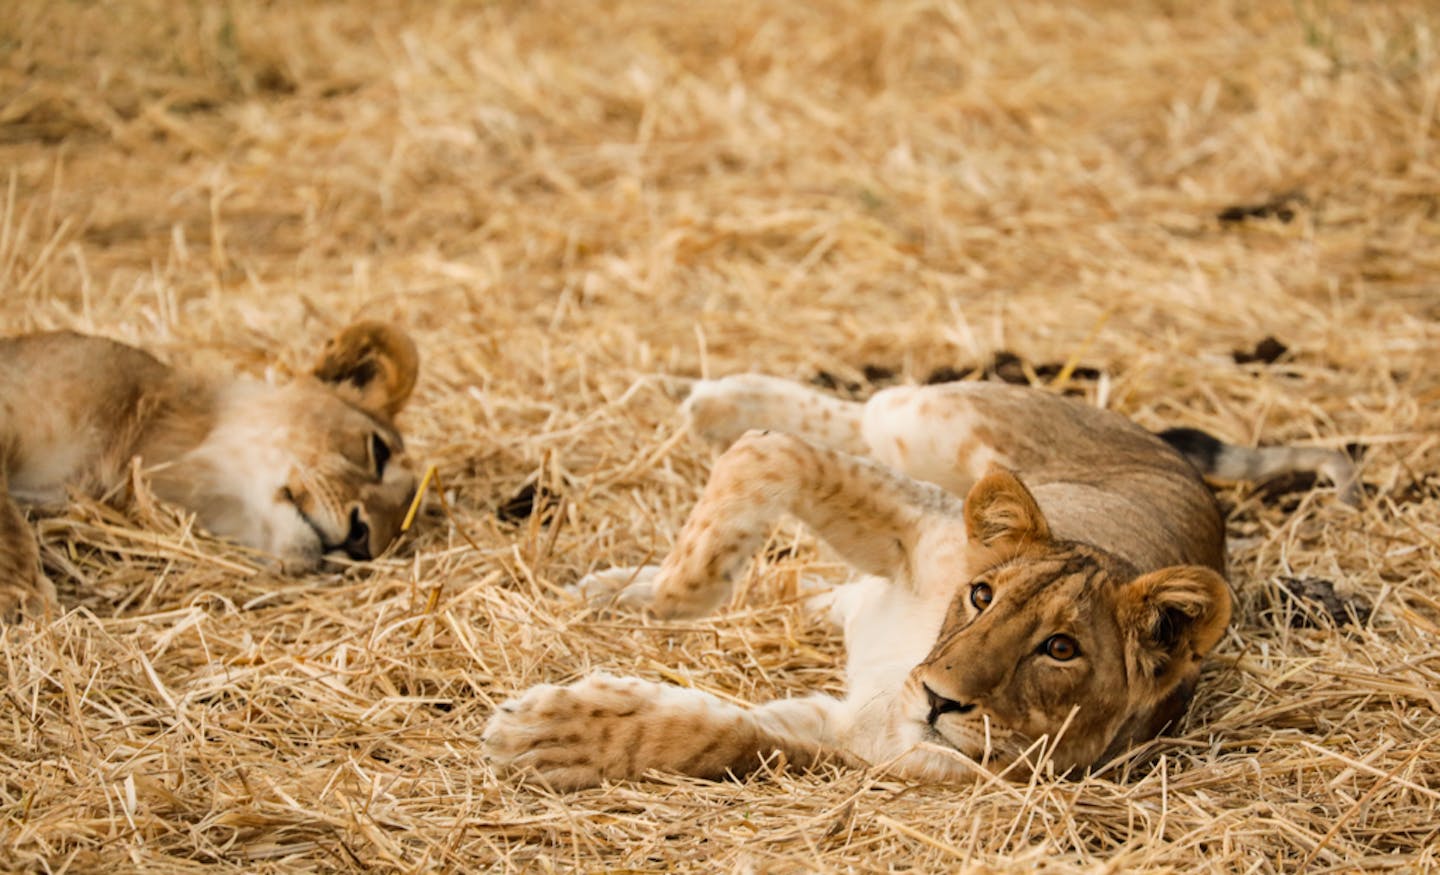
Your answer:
581,378 -> 1018,618
682,375 -> 1010,498
858,384 -> 1013,497
682,374 -> 869,453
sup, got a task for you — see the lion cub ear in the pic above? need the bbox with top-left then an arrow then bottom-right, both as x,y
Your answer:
1118,566 -> 1232,692
312,322 -> 420,420
963,466 -> 1052,549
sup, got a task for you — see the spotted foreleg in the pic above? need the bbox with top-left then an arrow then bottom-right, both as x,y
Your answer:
483,673 -> 850,789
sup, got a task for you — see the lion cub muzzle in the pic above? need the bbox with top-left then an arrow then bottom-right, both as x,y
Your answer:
279,426 -> 418,566
922,684 -> 974,725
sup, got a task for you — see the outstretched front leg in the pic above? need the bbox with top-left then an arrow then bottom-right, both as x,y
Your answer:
484,673 -> 852,790
600,430 -> 970,619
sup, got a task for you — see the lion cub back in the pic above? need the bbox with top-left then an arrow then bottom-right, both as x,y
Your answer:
0,332 -> 210,505
978,385 -> 1225,573
877,382 -> 1226,574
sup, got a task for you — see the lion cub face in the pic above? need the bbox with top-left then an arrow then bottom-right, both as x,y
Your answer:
276,383 -> 418,565
276,321 -> 422,568
174,322 -> 423,572
911,470 -> 1231,774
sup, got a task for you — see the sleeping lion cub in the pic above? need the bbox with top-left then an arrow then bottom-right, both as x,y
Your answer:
485,374 -> 1357,789
0,321 -> 420,619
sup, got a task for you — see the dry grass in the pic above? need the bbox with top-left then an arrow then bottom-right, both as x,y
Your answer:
2,0 -> 1439,870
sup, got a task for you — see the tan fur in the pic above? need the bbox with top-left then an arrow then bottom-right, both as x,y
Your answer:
0,322 -> 421,619
484,374 -> 1250,790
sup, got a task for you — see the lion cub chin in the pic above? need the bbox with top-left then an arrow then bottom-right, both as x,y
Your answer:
484,374 -> 1355,790
0,321 -> 421,619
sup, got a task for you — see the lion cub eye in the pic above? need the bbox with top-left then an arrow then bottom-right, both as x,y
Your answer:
1042,634 -> 1080,661
369,433 -> 392,478
970,582 -> 994,611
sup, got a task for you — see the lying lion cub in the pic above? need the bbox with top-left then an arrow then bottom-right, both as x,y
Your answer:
0,321 -> 420,619
485,374 -> 1357,789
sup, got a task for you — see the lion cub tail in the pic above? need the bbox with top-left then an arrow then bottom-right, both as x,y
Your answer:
1157,427 -> 1360,506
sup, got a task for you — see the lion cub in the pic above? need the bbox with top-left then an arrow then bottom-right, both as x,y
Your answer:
485,374 -> 1356,789
0,321 -> 421,619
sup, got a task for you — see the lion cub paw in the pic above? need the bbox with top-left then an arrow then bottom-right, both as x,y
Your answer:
0,576 -> 58,623
682,375 -> 787,448
484,674 -> 664,789
568,565 -> 661,613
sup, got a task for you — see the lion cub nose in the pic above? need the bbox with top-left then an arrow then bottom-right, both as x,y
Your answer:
923,684 -> 975,725
342,507 -> 372,560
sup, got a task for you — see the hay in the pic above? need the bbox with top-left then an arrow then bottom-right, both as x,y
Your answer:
2,0 -> 1438,869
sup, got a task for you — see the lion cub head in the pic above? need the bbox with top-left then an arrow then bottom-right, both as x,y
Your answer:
912,469 -> 1231,775
172,322 -> 422,572
279,322 -> 421,568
